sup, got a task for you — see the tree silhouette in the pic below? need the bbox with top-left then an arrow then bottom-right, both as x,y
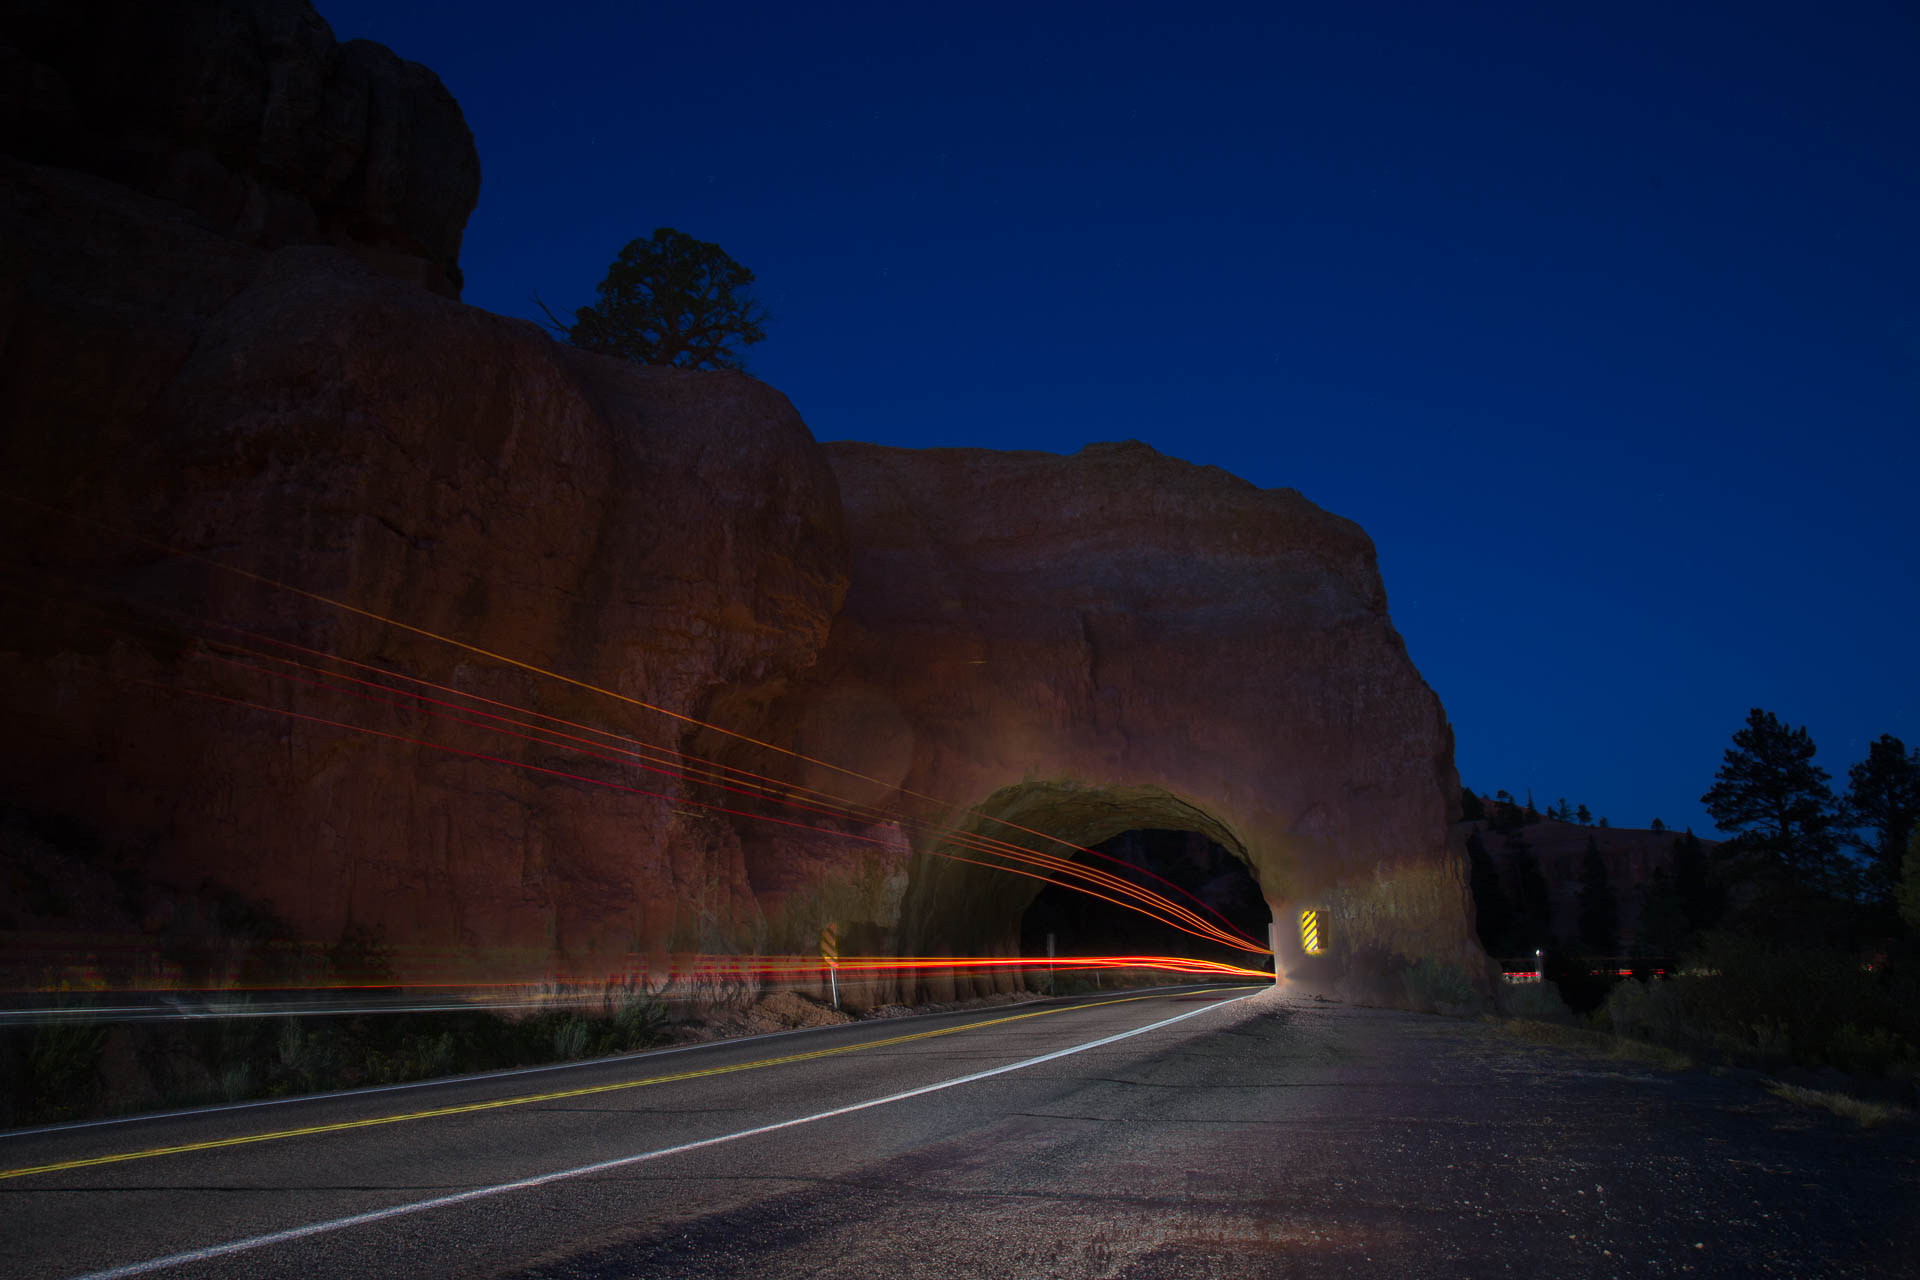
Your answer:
1577,835 -> 1618,953
546,228 -> 767,370
1669,829 -> 1721,934
1503,831 -> 1554,951
1467,829 -> 1514,953
1651,817 -> 1666,832
1701,708 -> 1839,893
1899,825 -> 1920,931
1576,803 -> 1591,825
1840,734 -> 1920,905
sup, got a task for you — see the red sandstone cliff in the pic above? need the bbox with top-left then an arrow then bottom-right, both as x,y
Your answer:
0,0 -> 1483,1003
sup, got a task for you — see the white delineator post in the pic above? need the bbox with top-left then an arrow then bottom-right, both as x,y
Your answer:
819,924 -> 839,1009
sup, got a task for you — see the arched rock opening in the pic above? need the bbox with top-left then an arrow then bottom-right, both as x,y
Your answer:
894,779 -> 1275,999
1019,828 -> 1273,974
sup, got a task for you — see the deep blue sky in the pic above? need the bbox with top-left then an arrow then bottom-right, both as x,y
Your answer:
319,1 -> 1917,838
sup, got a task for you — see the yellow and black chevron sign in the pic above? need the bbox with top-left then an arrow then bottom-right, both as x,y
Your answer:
818,924 -> 839,965
1299,909 -> 1323,956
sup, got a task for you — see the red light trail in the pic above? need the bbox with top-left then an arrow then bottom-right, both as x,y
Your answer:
0,500 -> 1278,993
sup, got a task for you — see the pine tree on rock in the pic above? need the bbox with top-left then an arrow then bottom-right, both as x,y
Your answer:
548,228 -> 768,370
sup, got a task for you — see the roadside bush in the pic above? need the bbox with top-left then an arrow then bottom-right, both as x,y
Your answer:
0,1018 -> 108,1126
1401,957 -> 1480,1013
1501,980 -> 1573,1022
1601,932 -> 1919,1075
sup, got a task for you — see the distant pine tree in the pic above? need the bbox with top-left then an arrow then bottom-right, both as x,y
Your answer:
1577,835 -> 1618,954
1636,866 -> 1688,957
1840,734 -> 1920,906
1503,831 -> 1553,951
1670,830 -> 1721,935
1576,803 -> 1591,825
1651,817 -> 1666,832
1467,829 -> 1514,953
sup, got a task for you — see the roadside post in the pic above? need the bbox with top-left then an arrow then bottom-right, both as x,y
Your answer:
819,923 -> 839,1009
1269,921 -> 1283,985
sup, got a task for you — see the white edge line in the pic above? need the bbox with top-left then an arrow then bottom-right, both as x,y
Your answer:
68,989 -> 1259,1280
13,987 -> 1215,1140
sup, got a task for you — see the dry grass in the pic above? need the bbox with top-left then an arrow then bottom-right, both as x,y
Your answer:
1762,1079 -> 1909,1128
1491,1016 -> 1693,1071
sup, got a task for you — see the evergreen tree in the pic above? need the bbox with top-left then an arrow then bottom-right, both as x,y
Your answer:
1555,796 -> 1572,823
1466,829 -> 1514,953
1576,803 -> 1591,825
1701,708 -> 1840,893
1576,835 -> 1618,954
546,228 -> 768,370
1899,825 -> 1920,932
1669,829 -> 1720,934
1840,734 -> 1920,905
1503,831 -> 1554,950
1524,793 -> 1541,824
1636,866 -> 1688,957
1650,817 -> 1666,832
1598,816 -> 1609,828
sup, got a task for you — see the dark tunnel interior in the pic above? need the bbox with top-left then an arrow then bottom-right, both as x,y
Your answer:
1018,828 -> 1273,972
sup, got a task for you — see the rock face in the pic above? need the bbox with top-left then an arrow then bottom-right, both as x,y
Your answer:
1,152 -> 844,982
1,0 -> 479,297
0,0 -> 1483,1004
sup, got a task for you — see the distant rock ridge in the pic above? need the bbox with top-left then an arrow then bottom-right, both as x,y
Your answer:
1,0 -> 479,297
0,0 -> 1483,1006
1473,820 -> 1722,950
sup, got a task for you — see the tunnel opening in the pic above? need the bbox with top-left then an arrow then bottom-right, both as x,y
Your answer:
1018,828 -> 1274,974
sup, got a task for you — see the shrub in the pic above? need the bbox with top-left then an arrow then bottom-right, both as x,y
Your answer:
1401,957 -> 1479,1013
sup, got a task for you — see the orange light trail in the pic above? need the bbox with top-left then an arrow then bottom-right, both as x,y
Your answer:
131,673 -> 1264,956
4,505 -> 1263,938
4,953 -> 1272,1005
174,634 -> 1265,953
7,568 -> 1263,954
201,624 -> 1263,949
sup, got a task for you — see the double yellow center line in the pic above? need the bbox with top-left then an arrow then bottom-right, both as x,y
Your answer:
3,988 -> 1238,1182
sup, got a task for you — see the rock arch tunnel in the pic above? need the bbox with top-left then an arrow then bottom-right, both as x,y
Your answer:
732,440 -> 1492,1009
897,780 -> 1270,972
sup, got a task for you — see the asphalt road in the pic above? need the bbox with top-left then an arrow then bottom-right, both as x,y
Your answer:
3,984 -> 1916,1279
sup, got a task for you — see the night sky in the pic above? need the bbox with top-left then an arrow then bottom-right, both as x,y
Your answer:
317,0 -> 1916,839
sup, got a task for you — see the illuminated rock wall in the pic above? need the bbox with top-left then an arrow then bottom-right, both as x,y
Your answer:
727,442 -> 1488,1004
0,0 -> 1486,1005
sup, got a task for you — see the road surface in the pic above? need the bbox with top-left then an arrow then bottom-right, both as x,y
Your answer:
2,984 -> 1915,1278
